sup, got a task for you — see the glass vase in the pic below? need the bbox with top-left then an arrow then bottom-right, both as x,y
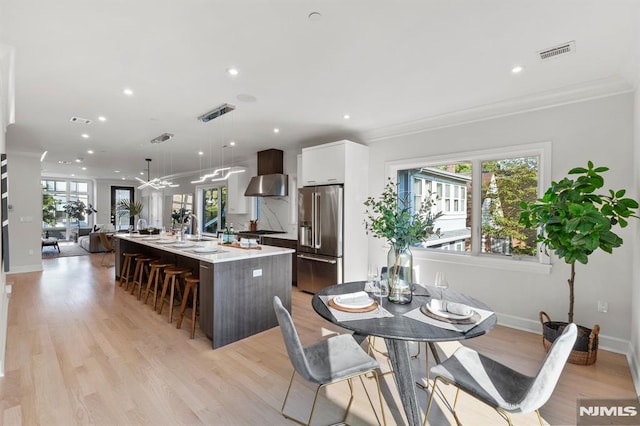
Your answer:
136,218 -> 148,232
387,244 -> 413,304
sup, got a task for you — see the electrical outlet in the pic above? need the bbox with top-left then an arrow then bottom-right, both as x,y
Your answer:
252,269 -> 262,277
597,300 -> 608,313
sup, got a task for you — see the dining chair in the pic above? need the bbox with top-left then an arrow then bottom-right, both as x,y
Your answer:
98,232 -> 115,267
424,323 -> 577,426
272,296 -> 386,426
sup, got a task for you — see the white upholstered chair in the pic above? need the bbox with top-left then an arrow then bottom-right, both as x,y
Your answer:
424,323 -> 577,425
273,296 -> 386,426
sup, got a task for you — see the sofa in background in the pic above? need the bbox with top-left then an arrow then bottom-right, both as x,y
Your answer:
78,232 -> 107,253
78,224 -> 115,253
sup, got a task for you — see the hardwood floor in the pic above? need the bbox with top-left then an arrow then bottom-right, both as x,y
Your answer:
0,254 -> 636,425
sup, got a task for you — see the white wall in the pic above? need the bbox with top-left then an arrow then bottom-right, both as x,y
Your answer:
6,153 -> 42,273
368,93 -> 636,352
631,79 -> 640,395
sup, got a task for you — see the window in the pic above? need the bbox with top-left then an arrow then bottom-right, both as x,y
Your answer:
196,184 -> 227,235
42,178 -> 93,240
389,142 -> 550,264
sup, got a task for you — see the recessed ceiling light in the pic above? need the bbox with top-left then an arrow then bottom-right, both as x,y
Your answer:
114,170 -> 120,173
343,114 -> 350,120
98,116 -> 107,122
81,134 -> 89,139
198,151 -> 204,156
229,141 -> 236,146
227,68 -> 239,76
122,177 -> 126,180
87,150 -> 94,154
123,88 -> 133,96
75,158 -> 83,163
140,172 -> 145,175
511,66 -> 523,74
71,174 -> 75,177
273,128 -> 280,133
81,167 -> 87,170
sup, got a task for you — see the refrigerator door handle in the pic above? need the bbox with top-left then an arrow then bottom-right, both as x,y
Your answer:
313,192 -> 321,249
297,254 -> 337,264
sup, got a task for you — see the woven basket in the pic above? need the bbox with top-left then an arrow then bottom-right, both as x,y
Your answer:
539,311 -> 599,365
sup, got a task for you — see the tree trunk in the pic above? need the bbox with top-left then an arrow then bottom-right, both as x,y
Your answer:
568,262 -> 575,323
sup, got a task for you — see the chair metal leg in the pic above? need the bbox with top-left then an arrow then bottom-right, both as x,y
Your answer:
281,368 -> 384,426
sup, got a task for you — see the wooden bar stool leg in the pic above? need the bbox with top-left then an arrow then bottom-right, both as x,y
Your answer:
177,277 -> 199,339
129,260 -> 142,292
190,283 -> 198,339
176,282 -> 192,330
143,267 -> 157,303
151,268 -> 164,311
157,274 -> 171,315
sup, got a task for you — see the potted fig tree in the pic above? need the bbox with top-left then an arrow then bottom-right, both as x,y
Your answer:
519,161 -> 638,364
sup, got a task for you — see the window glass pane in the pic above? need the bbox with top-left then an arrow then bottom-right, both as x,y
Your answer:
202,186 -> 226,234
69,181 -> 77,192
397,162 -> 472,253
77,182 -> 88,193
55,181 -> 66,192
480,156 -> 538,257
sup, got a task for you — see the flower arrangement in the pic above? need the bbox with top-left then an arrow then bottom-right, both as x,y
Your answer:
364,178 -> 442,248
364,178 -> 442,303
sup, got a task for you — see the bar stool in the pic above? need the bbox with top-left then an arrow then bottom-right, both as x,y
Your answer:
143,260 -> 175,310
130,255 -> 158,299
176,275 -> 199,339
157,266 -> 191,323
119,252 -> 141,290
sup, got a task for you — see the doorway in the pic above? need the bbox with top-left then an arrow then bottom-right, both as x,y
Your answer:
111,186 -> 135,231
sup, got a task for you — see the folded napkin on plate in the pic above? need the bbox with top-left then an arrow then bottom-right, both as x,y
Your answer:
334,291 -> 371,306
430,299 -> 472,316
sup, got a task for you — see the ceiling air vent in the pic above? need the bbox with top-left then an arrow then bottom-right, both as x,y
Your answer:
150,133 -> 174,144
198,104 -> 235,123
538,41 -> 575,61
69,116 -> 92,124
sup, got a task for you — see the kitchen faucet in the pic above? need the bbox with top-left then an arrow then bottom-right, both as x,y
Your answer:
182,212 -> 201,239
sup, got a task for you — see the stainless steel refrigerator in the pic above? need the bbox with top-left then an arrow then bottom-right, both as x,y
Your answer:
297,185 -> 343,293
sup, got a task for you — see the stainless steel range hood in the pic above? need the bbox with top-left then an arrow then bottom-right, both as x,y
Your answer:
244,149 -> 288,197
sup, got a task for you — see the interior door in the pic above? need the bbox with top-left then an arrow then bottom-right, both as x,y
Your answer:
111,186 -> 134,231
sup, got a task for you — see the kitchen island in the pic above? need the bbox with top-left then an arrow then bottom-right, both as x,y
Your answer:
113,234 -> 293,349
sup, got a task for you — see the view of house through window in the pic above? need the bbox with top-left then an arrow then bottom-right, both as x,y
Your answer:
397,155 -> 539,258
42,179 -> 92,240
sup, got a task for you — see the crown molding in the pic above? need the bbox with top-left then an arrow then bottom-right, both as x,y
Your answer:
362,75 -> 634,143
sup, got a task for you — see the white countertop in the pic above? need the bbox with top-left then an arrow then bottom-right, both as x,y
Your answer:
115,234 -> 294,264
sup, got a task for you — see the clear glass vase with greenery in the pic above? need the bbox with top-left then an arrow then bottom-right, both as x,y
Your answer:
364,178 -> 442,303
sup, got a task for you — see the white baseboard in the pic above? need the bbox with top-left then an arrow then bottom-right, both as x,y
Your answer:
7,264 -> 43,274
628,346 -> 640,398
497,312 -> 630,355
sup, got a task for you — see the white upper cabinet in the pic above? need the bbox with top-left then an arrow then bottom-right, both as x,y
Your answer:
227,168 -> 249,214
301,141 -> 347,186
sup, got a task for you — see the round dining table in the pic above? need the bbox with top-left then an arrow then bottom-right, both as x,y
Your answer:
312,281 -> 497,426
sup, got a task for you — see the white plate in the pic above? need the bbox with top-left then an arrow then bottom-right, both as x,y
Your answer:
333,292 -> 375,309
174,243 -> 195,249
129,234 -> 146,238
143,237 -> 160,241
193,248 -> 220,254
426,301 -> 474,320
155,240 -> 176,244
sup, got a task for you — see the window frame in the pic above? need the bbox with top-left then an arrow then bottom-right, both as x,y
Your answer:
195,183 -> 227,236
385,142 -> 552,274
42,177 -> 95,240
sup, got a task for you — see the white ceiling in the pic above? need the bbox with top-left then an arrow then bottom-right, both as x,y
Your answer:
1,0 -> 639,181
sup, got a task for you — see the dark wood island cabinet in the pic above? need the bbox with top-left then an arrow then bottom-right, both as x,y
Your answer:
114,235 -> 293,349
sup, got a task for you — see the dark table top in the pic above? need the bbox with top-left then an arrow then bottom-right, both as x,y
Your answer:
312,281 -> 497,342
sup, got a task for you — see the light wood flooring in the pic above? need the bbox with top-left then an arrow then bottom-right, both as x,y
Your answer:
0,253 -> 636,425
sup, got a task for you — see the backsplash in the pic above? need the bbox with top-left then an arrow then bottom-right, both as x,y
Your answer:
259,196 -> 296,234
